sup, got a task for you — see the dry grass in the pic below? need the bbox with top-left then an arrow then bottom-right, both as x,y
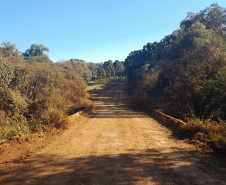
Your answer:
0,123 -> 31,144
67,96 -> 94,114
86,78 -> 127,92
181,119 -> 226,146
86,82 -> 105,91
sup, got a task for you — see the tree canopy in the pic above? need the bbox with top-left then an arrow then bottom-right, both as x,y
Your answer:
23,44 -> 49,58
124,3 -> 226,121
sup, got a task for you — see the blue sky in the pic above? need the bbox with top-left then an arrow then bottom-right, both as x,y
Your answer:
1,0 -> 226,63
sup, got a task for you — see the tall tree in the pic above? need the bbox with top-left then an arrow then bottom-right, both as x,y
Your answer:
180,3 -> 226,36
97,68 -> 106,79
87,62 -> 102,79
23,44 -> 49,58
113,60 -> 125,76
103,60 -> 115,78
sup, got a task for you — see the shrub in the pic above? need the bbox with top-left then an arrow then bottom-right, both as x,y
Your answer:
0,42 -> 89,142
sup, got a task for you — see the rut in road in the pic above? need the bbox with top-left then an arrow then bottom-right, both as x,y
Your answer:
0,83 -> 225,185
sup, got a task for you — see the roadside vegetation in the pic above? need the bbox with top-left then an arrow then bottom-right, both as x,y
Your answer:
124,3 -> 226,148
0,42 -> 88,142
0,42 -> 126,143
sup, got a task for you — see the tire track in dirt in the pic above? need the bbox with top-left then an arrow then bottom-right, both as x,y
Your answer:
0,83 -> 225,185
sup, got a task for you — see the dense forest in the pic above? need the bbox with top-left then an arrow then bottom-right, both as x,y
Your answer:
0,42 -> 125,142
125,3 -> 226,121
124,3 -> 226,146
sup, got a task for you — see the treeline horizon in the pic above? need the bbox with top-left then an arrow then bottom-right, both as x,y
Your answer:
124,2 -> 226,146
56,59 -> 126,82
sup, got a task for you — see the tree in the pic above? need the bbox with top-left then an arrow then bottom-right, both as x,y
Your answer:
180,3 -> 226,36
87,62 -> 104,80
56,59 -> 92,81
103,60 -> 115,78
97,68 -> 106,79
23,44 -> 49,58
0,42 -> 20,58
1,42 -> 18,52
113,60 -> 125,76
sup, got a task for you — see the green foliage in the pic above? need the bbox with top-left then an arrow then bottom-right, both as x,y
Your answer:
201,70 -> 226,119
103,60 -> 115,78
180,3 -> 226,36
113,60 -> 125,76
97,68 -> 106,79
23,44 -> 49,58
0,123 -> 30,141
56,59 -> 92,81
124,3 -> 226,122
0,42 -> 88,142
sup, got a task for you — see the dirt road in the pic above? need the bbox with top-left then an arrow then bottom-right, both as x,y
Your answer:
0,83 -> 225,185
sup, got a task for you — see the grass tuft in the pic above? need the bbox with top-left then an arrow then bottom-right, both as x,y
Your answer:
181,119 -> 226,146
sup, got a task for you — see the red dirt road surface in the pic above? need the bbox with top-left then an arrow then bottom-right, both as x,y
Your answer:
0,83 -> 226,185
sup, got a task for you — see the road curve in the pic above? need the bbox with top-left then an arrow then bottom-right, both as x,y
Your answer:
0,83 -> 225,185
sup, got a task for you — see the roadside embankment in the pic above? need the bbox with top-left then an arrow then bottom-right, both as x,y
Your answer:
152,109 -> 226,155
152,109 -> 185,127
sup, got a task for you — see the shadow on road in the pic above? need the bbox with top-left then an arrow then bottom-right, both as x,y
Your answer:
1,83 -> 225,184
0,148 -> 224,185
89,85 -> 148,119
